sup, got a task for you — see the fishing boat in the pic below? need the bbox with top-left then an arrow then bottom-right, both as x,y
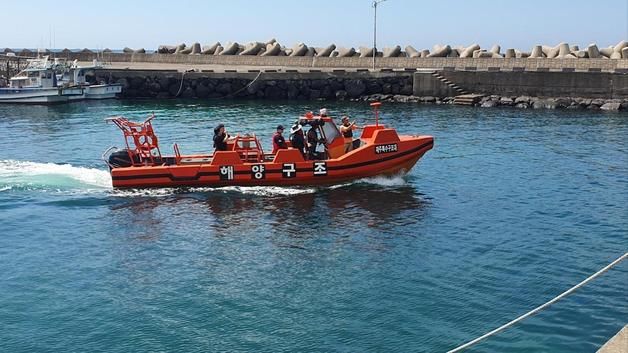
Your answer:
0,56 -> 83,103
103,103 -> 434,189
61,59 -> 122,100
0,56 -> 121,103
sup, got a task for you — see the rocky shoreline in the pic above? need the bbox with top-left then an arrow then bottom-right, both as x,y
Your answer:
355,94 -> 628,111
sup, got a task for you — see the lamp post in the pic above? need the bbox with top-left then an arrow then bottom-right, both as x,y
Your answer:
372,0 -> 388,70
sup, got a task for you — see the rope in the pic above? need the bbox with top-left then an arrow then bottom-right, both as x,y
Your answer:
447,252 -> 628,353
174,70 -> 186,97
221,71 -> 263,99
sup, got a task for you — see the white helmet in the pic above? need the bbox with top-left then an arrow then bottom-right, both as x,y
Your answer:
319,108 -> 328,116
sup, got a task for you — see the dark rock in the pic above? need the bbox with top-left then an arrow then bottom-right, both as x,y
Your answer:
587,104 -> 600,110
391,84 -> 401,95
344,80 -> 366,98
621,101 -> 628,110
264,86 -> 284,99
196,84 -> 211,98
168,83 -> 183,96
216,82 -> 232,95
366,81 -> 382,94
287,85 -> 300,99
129,77 -> 145,89
400,85 -> 413,96
421,96 -> 436,103
147,82 -> 161,92
180,87 -> 195,98
116,78 -> 129,89
515,102 -> 529,109
309,89 -> 321,100
382,83 -> 392,94
156,92 -> 170,99
310,80 -> 325,90
321,86 -> 334,99
336,90 -> 348,100
158,77 -> 171,91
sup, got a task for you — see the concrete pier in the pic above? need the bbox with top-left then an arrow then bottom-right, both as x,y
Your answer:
597,325 -> 627,353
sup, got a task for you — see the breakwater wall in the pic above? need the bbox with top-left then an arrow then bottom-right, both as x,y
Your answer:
98,68 -> 628,102
96,70 -> 414,100
52,52 -> 628,72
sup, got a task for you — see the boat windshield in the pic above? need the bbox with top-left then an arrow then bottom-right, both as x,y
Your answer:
321,121 -> 341,144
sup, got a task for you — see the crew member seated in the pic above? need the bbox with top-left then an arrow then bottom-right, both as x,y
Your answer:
272,125 -> 287,154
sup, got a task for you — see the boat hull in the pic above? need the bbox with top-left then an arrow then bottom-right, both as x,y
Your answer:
0,87 -> 67,104
109,135 -> 434,189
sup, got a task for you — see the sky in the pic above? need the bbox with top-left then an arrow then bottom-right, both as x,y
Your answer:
2,0 -> 626,51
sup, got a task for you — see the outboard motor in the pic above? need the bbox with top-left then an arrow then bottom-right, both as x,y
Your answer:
107,149 -> 139,168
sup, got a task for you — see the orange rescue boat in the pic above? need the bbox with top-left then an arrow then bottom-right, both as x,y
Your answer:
103,102 -> 434,189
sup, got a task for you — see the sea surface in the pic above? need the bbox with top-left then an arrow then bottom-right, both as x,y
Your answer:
0,100 -> 626,353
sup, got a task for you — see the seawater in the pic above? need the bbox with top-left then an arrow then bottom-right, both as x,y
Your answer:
0,100 -> 626,353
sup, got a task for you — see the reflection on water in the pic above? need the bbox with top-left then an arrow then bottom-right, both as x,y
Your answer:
106,182 -> 430,250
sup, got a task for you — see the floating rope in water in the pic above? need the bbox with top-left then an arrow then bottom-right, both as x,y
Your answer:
447,252 -> 628,353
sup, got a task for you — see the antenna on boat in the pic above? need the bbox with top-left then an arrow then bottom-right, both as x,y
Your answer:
370,101 -> 382,126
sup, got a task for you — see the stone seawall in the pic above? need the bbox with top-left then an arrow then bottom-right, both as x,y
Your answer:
96,70 -> 414,100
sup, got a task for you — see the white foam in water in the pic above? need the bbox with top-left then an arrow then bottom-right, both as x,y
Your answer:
0,160 -> 112,191
358,174 -> 408,187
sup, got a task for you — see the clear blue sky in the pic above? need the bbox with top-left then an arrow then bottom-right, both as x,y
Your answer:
3,0 -> 627,50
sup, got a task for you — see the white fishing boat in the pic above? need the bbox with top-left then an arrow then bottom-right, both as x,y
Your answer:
0,56 -> 83,104
61,59 -> 122,100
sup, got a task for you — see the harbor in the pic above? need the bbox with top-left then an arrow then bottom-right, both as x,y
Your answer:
1,1 -> 626,352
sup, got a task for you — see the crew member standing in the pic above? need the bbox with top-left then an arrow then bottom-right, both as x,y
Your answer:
272,125 -> 287,153
339,116 -> 360,153
213,124 -> 230,151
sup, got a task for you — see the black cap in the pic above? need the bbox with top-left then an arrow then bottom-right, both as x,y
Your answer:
214,123 -> 225,134
277,125 -> 284,130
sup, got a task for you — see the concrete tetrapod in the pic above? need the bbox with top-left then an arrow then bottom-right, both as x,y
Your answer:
337,47 -> 356,57
189,43 -> 201,55
219,42 -> 240,55
201,42 -> 220,55
530,45 -> 543,58
261,42 -> 281,56
599,47 -> 614,58
290,43 -> 308,57
428,45 -> 450,57
405,45 -> 420,58
240,42 -> 264,55
316,44 -> 336,57
505,48 -> 516,58
173,43 -> 186,54
588,44 -> 601,58
460,44 -> 480,58
383,45 -> 401,57
359,46 -> 374,58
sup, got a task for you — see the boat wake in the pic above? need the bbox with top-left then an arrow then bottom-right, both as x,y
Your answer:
0,160 -> 112,193
0,160 -> 409,197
